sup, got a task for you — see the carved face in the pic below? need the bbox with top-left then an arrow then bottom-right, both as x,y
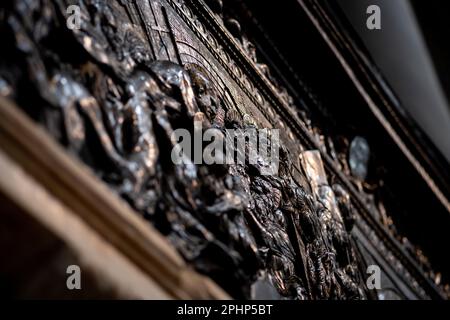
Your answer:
150,61 -> 199,116
186,66 -> 219,117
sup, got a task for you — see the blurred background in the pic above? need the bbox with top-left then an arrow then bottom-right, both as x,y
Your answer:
338,0 -> 450,162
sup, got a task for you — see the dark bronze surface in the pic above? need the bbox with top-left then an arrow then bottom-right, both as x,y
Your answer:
1,0 -> 448,299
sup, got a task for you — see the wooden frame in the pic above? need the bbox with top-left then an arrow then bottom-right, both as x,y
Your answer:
0,97 -> 229,299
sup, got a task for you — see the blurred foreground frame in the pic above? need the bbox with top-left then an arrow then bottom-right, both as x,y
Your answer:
0,0 -> 449,300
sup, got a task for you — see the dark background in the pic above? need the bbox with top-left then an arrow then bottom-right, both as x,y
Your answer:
338,0 -> 450,163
